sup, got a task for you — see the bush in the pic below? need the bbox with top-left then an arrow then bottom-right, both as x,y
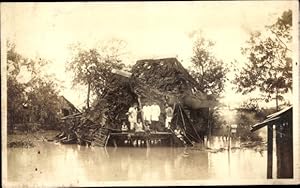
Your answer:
236,111 -> 263,142
8,141 -> 35,148
12,123 -> 41,133
239,131 -> 263,142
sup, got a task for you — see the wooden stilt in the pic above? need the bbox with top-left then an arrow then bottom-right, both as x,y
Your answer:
170,135 -> 174,147
113,139 -> 117,148
267,124 -> 273,179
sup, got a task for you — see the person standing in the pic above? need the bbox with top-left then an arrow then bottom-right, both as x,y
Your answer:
165,104 -> 173,129
126,103 -> 138,131
151,102 -> 161,131
142,102 -> 151,124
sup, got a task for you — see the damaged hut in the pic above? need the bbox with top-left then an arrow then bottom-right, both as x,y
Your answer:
251,106 -> 293,179
58,96 -> 81,117
56,57 -> 217,147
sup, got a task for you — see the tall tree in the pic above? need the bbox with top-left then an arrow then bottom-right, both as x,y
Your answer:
25,76 -> 61,126
7,41 -> 61,132
67,39 -> 126,110
7,41 -> 28,132
189,34 -> 229,138
190,36 -> 229,97
234,10 -> 292,111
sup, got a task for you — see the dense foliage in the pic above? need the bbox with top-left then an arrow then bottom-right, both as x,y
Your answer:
7,41 -> 61,132
234,10 -> 292,110
190,36 -> 229,97
189,35 -> 229,136
66,40 -> 126,109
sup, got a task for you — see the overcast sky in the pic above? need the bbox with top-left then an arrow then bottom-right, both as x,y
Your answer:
2,1 -> 297,109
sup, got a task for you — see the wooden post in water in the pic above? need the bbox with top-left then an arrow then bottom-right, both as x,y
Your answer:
113,139 -> 118,148
228,125 -> 231,150
170,135 -> 174,147
267,124 -> 273,179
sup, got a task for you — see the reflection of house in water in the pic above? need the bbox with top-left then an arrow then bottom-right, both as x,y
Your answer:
251,106 -> 293,179
103,147 -> 209,180
58,96 -> 81,117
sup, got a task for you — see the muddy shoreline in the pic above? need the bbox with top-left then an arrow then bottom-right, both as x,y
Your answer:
7,130 -> 60,148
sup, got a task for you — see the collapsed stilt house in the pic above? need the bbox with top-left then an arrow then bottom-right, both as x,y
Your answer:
55,57 -> 217,147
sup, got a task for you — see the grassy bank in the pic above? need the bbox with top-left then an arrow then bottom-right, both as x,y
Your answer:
7,130 -> 60,148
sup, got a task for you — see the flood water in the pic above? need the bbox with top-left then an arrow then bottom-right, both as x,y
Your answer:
7,137 -> 267,186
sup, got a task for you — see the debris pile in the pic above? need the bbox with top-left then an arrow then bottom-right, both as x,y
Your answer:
53,112 -> 110,146
171,103 -> 204,144
97,76 -> 137,128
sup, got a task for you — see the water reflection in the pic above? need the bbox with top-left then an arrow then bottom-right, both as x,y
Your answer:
7,137 -> 267,186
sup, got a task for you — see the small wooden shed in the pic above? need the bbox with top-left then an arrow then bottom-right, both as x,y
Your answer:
59,96 -> 81,117
251,106 -> 293,179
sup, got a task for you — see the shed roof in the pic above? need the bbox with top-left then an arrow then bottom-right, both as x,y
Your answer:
251,106 -> 292,132
59,96 -> 81,113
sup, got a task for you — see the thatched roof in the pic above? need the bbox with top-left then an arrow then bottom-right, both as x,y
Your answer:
132,57 -> 198,92
59,96 -> 81,113
130,57 -> 217,108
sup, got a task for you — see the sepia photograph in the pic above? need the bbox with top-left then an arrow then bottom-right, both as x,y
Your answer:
1,1 -> 299,186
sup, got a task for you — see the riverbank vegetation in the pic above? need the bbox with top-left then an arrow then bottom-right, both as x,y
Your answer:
7,41 -> 62,134
7,130 -> 59,148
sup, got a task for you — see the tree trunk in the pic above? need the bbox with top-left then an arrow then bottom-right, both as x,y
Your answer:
87,81 -> 90,110
10,111 -> 14,134
275,89 -> 279,111
207,108 -> 211,140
